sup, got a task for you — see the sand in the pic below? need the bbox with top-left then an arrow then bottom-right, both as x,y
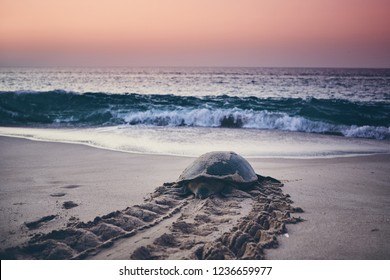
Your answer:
0,136 -> 389,259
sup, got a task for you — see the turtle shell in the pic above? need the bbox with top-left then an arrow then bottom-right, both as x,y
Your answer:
178,151 -> 258,184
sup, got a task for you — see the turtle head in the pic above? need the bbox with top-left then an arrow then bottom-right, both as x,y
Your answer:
187,179 -> 225,199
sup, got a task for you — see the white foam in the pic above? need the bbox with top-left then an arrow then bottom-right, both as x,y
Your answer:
343,125 -> 390,140
116,108 -> 389,140
1,126 -> 389,158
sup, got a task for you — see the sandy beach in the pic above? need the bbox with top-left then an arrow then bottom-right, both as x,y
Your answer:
0,136 -> 389,259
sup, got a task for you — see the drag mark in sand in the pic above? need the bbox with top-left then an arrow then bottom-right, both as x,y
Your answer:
0,177 -> 303,260
24,215 -> 58,230
131,178 -> 303,260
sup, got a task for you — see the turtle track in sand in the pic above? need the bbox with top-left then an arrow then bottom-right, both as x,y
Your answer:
0,177 -> 303,260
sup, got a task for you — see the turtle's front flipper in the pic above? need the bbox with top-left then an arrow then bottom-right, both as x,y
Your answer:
219,184 -> 233,197
163,184 -> 191,197
148,183 -> 189,199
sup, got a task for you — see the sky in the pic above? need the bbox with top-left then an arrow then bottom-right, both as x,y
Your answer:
0,0 -> 389,67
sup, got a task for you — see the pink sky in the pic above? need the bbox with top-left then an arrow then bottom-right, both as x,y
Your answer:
0,0 -> 389,67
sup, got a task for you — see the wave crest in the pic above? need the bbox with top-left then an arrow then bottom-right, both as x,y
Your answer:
118,108 -> 389,139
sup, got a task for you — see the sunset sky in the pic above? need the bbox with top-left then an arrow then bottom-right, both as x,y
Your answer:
0,0 -> 389,67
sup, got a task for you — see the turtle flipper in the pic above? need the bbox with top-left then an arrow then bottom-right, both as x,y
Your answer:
220,184 -> 233,197
220,184 -> 252,198
164,184 -> 191,197
257,174 -> 282,184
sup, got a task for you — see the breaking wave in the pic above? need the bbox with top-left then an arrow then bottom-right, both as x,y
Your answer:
1,90 -> 389,140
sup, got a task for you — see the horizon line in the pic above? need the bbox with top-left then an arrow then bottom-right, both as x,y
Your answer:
1,64 -> 389,70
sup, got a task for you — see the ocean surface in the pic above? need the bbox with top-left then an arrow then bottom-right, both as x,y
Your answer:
0,67 -> 389,158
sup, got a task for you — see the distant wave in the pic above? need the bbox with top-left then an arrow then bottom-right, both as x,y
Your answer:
1,90 -> 389,140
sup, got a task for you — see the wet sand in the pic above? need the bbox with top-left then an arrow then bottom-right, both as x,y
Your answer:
0,136 -> 389,259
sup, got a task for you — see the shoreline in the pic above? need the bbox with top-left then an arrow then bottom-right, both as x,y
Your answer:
0,127 -> 390,160
0,135 -> 389,259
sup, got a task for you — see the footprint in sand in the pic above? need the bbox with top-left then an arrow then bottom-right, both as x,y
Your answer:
61,185 -> 81,189
24,215 -> 58,230
50,193 -> 66,197
12,202 -> 26,205
62,201 -> 79,209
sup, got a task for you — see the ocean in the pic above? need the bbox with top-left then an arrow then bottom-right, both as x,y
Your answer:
0,67 -> 389,158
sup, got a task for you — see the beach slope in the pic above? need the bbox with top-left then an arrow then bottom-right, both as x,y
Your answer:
0,136 -> 389,259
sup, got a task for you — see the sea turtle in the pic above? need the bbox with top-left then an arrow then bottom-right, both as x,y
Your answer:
171,151 -> 259,199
